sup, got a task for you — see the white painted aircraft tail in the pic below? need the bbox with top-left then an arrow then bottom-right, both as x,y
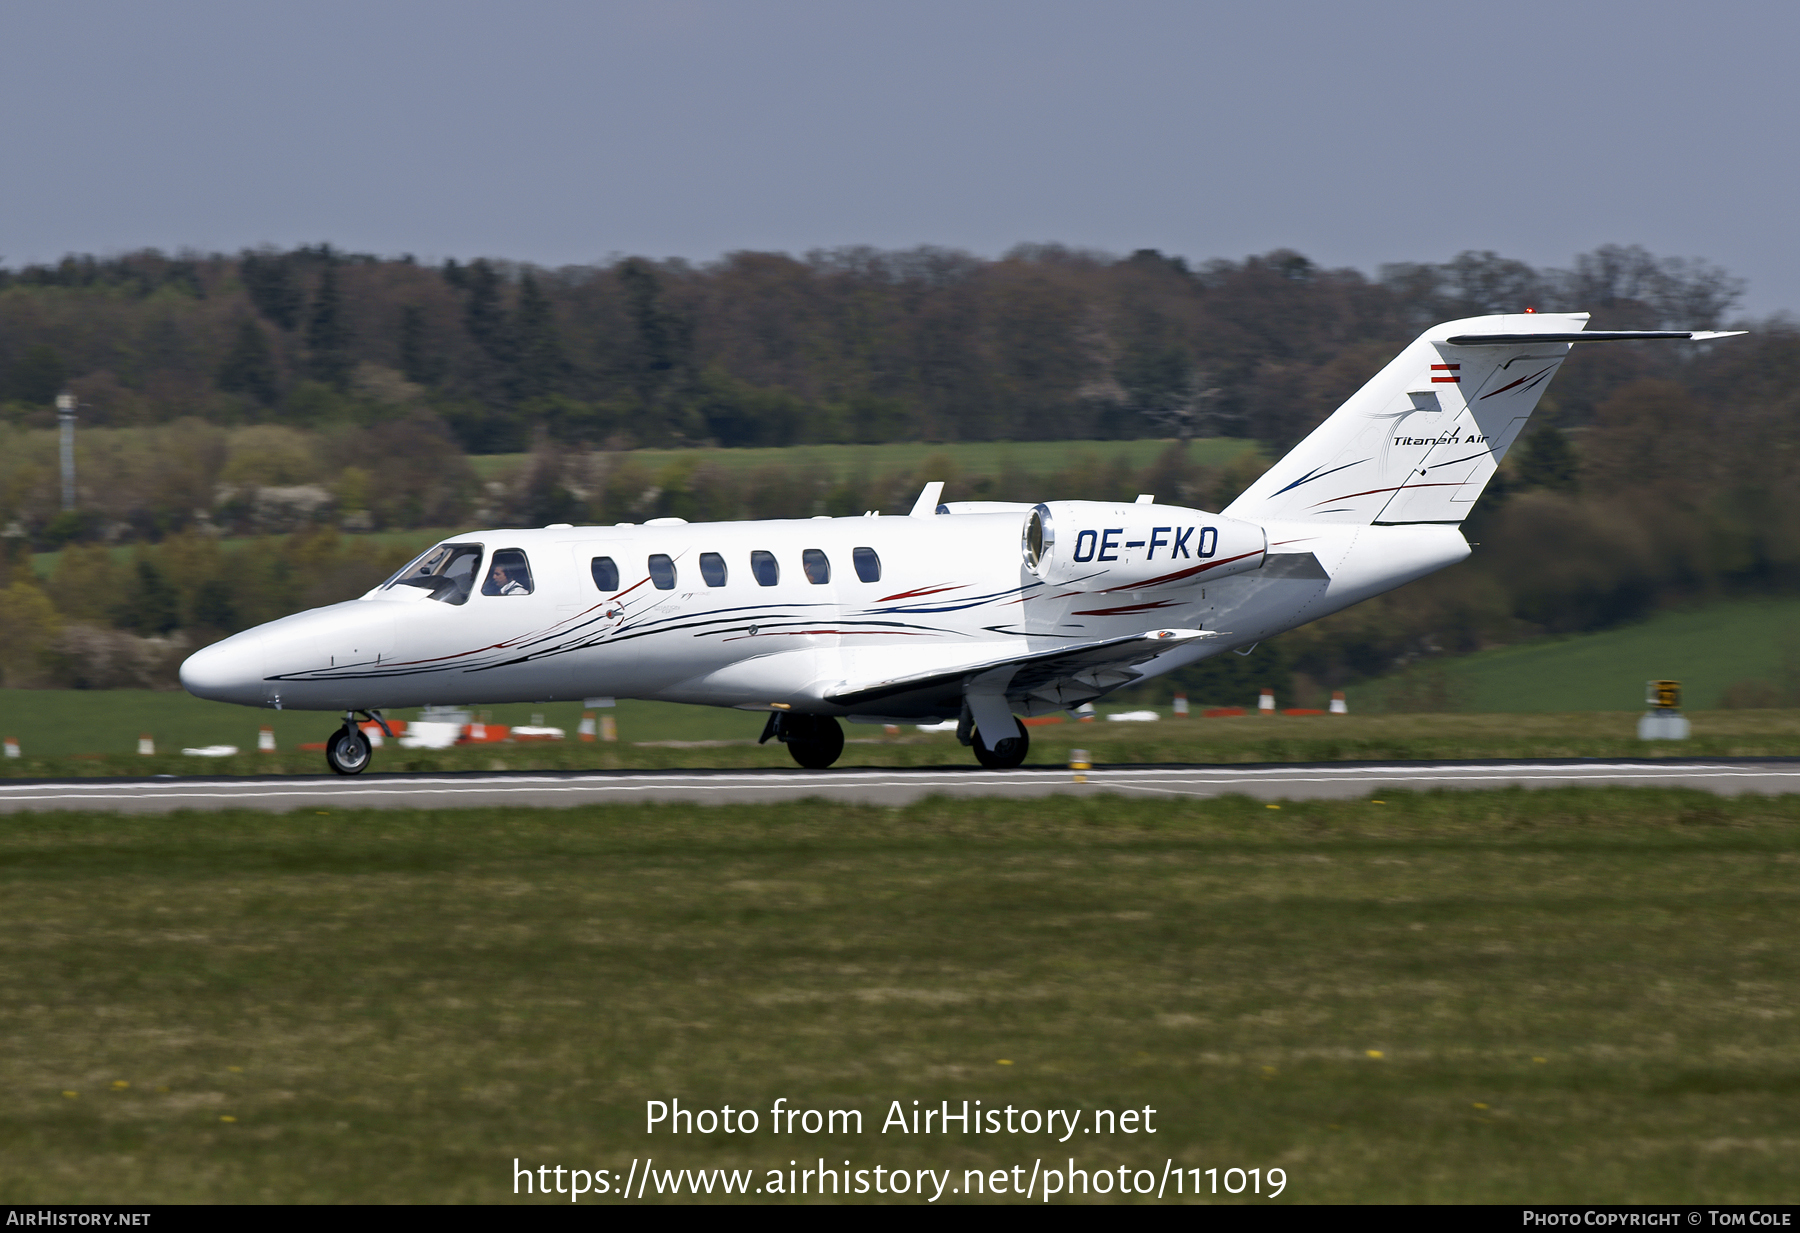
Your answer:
1222,314 -> 1741,527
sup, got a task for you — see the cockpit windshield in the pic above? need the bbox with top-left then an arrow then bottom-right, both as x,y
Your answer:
383,542 -> 483,605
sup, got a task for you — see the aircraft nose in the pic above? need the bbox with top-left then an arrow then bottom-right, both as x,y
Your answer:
179,634 -> 266,706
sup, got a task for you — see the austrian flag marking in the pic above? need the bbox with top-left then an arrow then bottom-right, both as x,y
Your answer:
1429,363 -> 1461,384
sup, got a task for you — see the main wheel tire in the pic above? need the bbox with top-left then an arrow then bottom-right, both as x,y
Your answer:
785,715 -> 845,769
325,725 -> 372,776
972,717 -> 1029,769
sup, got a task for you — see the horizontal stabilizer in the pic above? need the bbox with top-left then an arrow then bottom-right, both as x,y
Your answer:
827,628 -> 1216,711
1445,330 -> 1746,345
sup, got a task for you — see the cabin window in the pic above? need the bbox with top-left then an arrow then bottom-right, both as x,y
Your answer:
591,556 -> 619,592
853,547 -> 881,583
751,550 -> 779,586
803,549 -> 831,585
385,541 -> 482,605
648,554 -> 677,590
699,552 -> 727,587
481,548 -> 534,596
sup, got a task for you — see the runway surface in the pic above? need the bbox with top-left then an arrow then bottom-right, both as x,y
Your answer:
4,758 -> 1800,813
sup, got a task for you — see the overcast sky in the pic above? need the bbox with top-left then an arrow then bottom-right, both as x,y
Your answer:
3,0 -> 1795,316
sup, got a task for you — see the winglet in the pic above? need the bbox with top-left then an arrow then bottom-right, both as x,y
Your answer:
909,481 -> 945,518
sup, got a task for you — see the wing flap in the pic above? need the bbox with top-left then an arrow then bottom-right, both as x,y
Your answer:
826,628 -> 1217,710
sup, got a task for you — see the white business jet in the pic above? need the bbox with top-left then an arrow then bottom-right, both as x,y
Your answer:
180,313 -> 1739,774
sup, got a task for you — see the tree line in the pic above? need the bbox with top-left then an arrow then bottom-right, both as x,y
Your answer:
0,241 -> 1750,459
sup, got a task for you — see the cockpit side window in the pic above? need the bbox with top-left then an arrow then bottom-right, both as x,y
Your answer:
481,548 -> 535,596
386,542 -> 483,605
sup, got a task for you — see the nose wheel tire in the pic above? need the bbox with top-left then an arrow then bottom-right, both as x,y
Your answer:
972,717 -> 1029,770
784,715 -> 845,770
325,725 -> 372,776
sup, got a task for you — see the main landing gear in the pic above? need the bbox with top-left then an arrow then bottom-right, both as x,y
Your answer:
759,712 -> 846,769
325,710 -> 392,776
755,709 -> 1029,771
970,716 -> 1030,770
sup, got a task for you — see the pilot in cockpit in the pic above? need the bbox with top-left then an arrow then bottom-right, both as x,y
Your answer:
481,548 -> 535,597
487,562 -> 528,595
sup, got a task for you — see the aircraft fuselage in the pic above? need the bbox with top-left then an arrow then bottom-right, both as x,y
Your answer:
179,508 -> 1468,721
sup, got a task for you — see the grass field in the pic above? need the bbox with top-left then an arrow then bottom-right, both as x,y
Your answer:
1,788 -> 1797,1203
6,692 -> 1800,776
464,437 -> 1259,483
0,687 -> 765,760
1360,599 -> 1800,713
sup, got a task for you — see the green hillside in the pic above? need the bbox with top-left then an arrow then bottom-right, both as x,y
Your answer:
28,527 -> 449,582
28,437 -> 1257,580
1355,598 -> 1800,713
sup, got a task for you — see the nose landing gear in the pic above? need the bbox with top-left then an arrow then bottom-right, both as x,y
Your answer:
325,710 -> 393,776
325,725 -> 371,775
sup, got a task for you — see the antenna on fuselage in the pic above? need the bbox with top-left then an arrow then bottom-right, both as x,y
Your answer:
909,481 -> 944,518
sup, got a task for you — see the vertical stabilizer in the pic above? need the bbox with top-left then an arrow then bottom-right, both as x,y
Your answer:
1224,313 -> 1584,525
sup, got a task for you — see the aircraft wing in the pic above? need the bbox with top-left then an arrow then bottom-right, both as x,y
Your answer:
825,627 -> 1219,716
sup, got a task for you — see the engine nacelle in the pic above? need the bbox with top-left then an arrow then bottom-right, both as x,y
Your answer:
1021,501 -> 1267,591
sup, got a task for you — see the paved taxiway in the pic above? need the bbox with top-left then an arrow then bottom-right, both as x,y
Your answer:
3,759 -> 1799,813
